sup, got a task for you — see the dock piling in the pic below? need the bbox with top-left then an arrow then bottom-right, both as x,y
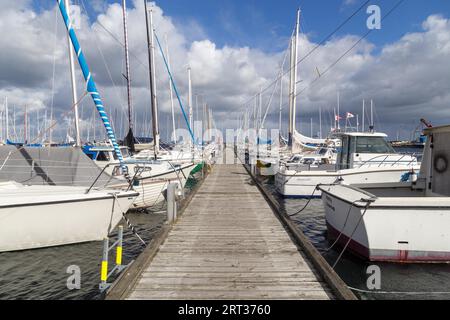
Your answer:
167,183 -> 178,223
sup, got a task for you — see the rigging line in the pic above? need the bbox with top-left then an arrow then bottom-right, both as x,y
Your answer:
269,0 -> 406,119
50,5 -> 59,143
1,91 -> 89,161
296,0 -> 405,100
79,0 -> 130,121
153,30 -> 195,142
237,0 -> 370,111
92,13 -> 149,71
257,44 -> 291,129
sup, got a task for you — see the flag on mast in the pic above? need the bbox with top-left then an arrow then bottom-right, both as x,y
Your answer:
346,112 -> 355,119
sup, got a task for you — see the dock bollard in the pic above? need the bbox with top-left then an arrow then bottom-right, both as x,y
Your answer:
167,183 -> 178,224
100,237 -> 109,288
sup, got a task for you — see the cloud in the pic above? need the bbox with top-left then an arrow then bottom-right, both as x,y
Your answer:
0,1 -> 449,142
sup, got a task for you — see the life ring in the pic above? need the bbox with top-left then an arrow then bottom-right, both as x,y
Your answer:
434,153 -> 448,174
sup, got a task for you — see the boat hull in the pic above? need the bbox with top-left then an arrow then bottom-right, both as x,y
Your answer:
0,192 -> 137,252
275,167 -> 417,198
109,163 -> 196,209
320,185 -> 450,263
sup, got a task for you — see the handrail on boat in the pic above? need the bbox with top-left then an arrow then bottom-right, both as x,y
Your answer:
86,163 -> 141,194
357,153 -> 417,168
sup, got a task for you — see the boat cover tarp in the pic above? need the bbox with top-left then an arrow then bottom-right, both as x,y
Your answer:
0,146 -> 118,187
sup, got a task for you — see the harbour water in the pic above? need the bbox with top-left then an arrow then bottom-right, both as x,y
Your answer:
0,211 -> 166,300
2,153 -> 450,300
261,147 -> 450,300
0,178 -> 200,300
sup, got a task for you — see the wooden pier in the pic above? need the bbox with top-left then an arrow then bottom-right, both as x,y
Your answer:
107,148 -> 355,300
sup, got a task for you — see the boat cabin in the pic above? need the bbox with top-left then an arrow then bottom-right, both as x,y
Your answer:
334,132 -> 417,170
419,125 -> 450,196
83,145 -> 130,162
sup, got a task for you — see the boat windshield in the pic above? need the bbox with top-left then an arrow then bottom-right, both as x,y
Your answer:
96,151 -> 110,162
356,137 -> 395,154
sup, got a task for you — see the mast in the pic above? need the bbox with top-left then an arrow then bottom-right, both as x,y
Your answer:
24,105 -> 27,144
278,67 -> 283,137
288,8 -> 300,146
362,99 -> 365,132
122,0 -> 135,152
4,97 -> 8,142
337,91 -> 340,130
164,34 -> 176,144
144,1 -> 160,157
64,0 -> 81,147
319,106 -> 322,139
188,66 -> 193,149
370,99 -> 374,132
57,0 -> 127,173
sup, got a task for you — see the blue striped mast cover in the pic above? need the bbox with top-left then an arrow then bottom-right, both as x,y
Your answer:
56,0 -> 128,175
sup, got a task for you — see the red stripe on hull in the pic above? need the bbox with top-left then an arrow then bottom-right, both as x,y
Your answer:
326,222 -> 450,263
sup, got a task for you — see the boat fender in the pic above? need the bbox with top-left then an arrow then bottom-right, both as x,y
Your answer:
409,169 -> 418,183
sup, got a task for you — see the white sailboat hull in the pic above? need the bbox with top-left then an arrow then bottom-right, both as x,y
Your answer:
110,163 -> 196,209
319,184 -> 450,262
0,183 -> 138,252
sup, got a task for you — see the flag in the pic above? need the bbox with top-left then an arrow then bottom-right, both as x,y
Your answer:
335,115 -> 342,121
346,112 -> 355,119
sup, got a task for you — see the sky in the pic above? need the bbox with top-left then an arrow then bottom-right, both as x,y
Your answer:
2,0 -> 450,142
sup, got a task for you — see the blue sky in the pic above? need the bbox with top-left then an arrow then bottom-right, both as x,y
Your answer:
36,0 -> 450,52
18,0 -> 450,139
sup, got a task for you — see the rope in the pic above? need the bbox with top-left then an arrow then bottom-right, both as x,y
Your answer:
332,199 -> 374,269
112,193 -> 146,246
325,199 -> 362,252
287,185 -> 320,216
348,286 -> 450,296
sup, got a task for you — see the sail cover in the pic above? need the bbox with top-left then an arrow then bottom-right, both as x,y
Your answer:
0,146 -> 118,188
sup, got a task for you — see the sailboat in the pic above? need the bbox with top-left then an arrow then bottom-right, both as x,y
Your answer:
86,1 -> 196,209
0,0 -> 139,252
250,9 -> 336,177
318,124 -> 450,262
273,8 -> 419,198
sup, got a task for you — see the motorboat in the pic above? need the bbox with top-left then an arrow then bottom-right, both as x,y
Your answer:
318,124 -> 450,262
275,132 -> 419,198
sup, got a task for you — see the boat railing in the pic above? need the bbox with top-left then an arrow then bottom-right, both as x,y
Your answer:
357,153 -> 417,168
86,163 -> 140,194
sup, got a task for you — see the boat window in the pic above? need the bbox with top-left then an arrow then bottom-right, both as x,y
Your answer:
121,148 -> 130,158
337,136 -> 353,170
112,165 -> 128,176
356,137 -> 395,154
318,148 -> 327,155
96,151 -> 110,162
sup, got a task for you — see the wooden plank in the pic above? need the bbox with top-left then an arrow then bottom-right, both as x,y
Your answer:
109,150 -> 343,300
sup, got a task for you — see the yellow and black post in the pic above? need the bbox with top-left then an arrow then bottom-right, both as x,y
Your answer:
100,237 -> 109,291
116,226 -> 123,267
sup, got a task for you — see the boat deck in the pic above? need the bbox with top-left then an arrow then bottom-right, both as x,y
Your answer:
108,148 -> 352,300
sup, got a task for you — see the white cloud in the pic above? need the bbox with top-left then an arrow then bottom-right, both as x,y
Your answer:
0,1 -> 449,142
